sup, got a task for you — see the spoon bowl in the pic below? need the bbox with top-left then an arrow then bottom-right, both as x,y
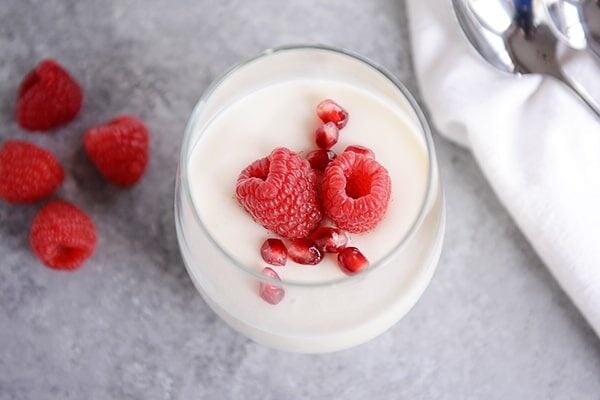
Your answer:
545,0 -> 600,58
452,0 -> 600,117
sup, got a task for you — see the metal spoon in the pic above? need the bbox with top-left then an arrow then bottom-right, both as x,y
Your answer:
453,0 -> 600,117
544,0 -> 600,58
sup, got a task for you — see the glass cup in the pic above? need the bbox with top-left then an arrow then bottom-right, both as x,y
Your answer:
175,45 -> 445,353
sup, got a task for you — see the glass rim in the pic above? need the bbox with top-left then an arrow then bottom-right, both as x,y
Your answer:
178,44 -> 437,288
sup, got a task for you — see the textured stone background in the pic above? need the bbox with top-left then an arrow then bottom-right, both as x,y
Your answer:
1,1 -> 599,399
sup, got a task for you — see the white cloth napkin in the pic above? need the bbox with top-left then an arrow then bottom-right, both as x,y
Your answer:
406,0 -> 600,335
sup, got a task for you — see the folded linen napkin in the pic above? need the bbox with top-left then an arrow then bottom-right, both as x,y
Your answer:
407,0 -> 600,335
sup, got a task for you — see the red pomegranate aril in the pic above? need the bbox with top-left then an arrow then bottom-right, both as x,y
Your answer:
316,99 -> 349,129
344,145 -> 375,159
259,267 -> 285,305
260,238 -> 287,266
288,238 -> 322,265
337,247 -> 369,274
315,122 -> 339,150
306,149 -> 336,171
309,226 -> 349,253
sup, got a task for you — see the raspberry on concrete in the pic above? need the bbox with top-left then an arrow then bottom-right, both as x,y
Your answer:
0,140 -> 64,203
29,200 -> 97,270
84,115 -> 149,187
17,59 -> 83,131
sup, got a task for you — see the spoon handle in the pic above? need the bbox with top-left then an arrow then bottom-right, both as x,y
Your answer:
554,71 -> 600,119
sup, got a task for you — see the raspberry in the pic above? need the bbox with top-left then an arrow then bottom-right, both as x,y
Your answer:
236,147 -> 322,239
260,238 -> 287,266
288,239 -> 322,265
17,59 -> 83,131
309,226 -> 349,253
0,140 -> 64,203
315,122 -> 339,150
316,99 -> 349,129
84,115 -> 149,187
29,200 -> 97,270
259,267 -> 285,305
306,149 -> 336,171
322,151 -> 391,233
337,247 -> 369,274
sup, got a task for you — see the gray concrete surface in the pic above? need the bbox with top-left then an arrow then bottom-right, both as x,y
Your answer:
1,1 -> 599,399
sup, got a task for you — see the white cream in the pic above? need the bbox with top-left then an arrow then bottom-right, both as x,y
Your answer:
191,80 -> 428,282
176,48 -> 444,353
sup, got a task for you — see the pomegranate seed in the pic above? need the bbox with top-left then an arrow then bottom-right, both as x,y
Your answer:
337,247 -> 369,274
306,149 -> 336,171
260,238 -> 287,266
344,145 -> 375,160
288,238 -> 322,265
309,226 -> 349,253
315,122 -> 339,150
259,267 -> 285,305
316,99 -> 349,129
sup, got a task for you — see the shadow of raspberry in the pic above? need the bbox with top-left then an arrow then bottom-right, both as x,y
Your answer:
69,146 -> 121,203
68,147 -> 193,296
0,201 -> 37,244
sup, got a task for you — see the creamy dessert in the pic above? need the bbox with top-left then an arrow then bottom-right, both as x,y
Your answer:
175,47 -> 444,353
